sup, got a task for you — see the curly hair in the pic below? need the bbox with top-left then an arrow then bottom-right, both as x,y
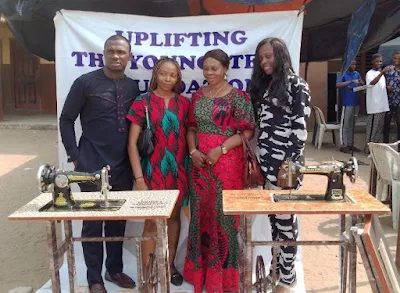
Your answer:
149,56 -> 182,94
249,38 -> 294,111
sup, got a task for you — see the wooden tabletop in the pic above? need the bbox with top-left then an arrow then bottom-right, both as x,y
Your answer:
8,190 -> 179,221
223,189 -> 390,215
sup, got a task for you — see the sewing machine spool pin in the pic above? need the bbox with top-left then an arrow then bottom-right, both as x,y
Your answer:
100,165 -> 112,208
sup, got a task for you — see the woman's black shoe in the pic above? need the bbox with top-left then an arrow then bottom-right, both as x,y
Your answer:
170,271 -> 183,286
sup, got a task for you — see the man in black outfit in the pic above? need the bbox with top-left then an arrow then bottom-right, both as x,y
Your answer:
59,35 -> 139,293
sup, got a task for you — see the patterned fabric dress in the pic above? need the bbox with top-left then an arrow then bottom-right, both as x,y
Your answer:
183,88 -> 256,293
256,73 -> 311,188
255,73 -> 311,286
126,92 -> 190,205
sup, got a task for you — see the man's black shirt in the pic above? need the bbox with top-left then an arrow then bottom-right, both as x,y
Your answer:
59,69 -> 140,189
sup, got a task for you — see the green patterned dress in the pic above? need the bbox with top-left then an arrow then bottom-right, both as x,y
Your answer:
126,92 -> 190,205
183,88 -> 256,293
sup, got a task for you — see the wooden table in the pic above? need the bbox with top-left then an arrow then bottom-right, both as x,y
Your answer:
8,190 -> 179,293
223,189 -> 391,293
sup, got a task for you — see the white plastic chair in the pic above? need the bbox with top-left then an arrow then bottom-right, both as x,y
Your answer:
368,141 -> 400,230
313,106 -> 341,149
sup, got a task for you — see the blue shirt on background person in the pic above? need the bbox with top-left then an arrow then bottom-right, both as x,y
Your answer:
385,67 -> 400,107
337,70 -> 362,106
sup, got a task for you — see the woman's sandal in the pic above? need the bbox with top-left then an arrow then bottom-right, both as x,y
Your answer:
170,269 -> 183,286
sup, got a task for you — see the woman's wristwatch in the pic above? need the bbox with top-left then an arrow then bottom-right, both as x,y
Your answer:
220,144 -> 227,154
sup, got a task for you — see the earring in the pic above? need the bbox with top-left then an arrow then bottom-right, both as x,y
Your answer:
224,73 -> 228,80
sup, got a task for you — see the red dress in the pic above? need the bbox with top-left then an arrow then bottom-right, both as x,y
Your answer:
126,92 -> 189,205
183,88 -> 256,293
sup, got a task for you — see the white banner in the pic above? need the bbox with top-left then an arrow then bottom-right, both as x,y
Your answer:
45,9 -> 306,293
55,9 -> 303,169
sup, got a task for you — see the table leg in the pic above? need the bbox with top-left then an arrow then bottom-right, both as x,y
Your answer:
239,215 -> 246,293
271,246 -> 279,293
396,214 -> 400,273
46,221 -> 61,293
156,219 -> 170,293
369,161 -> 377,197
245,215 -> 253,293
136,240 -> 143,293
339,215 -> 348,293
64,220 -> 75,293
348,215 -> 358,293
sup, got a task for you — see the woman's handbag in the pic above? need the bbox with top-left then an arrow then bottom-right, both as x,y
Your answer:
240,132 -> 265,189
137,94 -> 154,157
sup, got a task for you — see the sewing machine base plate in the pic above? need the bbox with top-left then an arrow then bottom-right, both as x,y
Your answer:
39,199 -> 126,212
273,193 -> 355,203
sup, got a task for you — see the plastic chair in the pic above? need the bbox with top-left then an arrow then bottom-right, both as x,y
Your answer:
368,141 -> 400,230
312,106 -> 322,148
313,106 -> 341,149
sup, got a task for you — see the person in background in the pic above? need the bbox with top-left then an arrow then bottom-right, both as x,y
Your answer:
336,60 -> 364,153
383,52 -> 400,144
183,49 -> 256,293
365,53 -> 393,154
127,57 -> 189,286
59,35 -> 138,293
250,37 -> 311,293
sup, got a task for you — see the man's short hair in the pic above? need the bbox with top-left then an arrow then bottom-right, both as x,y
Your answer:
371,53 -> 382,61
104,35 -> 131,52
394,51 -> 400,56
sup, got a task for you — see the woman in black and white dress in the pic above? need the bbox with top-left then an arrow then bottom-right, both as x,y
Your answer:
249,37 -> 311,293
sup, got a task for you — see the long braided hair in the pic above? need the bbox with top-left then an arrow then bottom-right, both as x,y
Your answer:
149,56 -> 182,94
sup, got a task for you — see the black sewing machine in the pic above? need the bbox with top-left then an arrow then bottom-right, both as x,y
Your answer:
37,164 -> 123,211
275,157 -> 358,202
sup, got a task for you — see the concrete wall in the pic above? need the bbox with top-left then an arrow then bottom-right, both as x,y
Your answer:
0,25 -> 13,119
299,61 -> 328,130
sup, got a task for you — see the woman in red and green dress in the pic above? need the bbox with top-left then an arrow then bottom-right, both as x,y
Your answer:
127,57 -> 189,286
183,49 -> 256,293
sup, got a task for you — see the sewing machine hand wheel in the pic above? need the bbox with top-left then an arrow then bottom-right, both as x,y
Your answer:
254,255 -> 268,293
37,164 -> 53,192
346,157 -> 358,183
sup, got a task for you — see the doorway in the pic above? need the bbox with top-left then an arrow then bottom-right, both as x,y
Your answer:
11,39 -> 40,110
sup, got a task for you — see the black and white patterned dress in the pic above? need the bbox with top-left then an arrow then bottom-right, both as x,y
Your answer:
254,73 -> 311,287
257,73 -> 311,188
